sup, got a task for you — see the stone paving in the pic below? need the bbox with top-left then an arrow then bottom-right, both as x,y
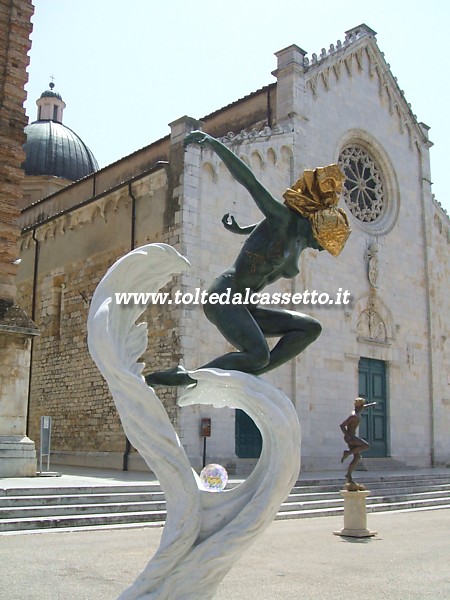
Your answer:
1,467 -> 450,598
0,506 -> 449,599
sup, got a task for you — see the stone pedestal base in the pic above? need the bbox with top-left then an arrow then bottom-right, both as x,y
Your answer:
0,318 -> 39,478
0,435 -> 37,477
333,490 -> 376,538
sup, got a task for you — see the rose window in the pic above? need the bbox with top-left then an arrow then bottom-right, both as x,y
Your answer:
339,147 -> 385,223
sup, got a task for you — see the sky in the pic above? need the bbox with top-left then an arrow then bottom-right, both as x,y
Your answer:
24,0 -> 450,216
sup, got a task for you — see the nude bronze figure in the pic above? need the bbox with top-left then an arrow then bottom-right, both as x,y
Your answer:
146,131 -> 351,387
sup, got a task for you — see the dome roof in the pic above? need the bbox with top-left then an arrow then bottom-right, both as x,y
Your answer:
23,120 -> 99,181
39,89 -> 63,101
22,83 -> 99,182
39,82 -> 62,101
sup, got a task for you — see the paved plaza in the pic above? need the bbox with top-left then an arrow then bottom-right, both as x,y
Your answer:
1,505 -> 449,599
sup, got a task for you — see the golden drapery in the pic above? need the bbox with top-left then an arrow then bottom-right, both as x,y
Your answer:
283,164 -> 351,256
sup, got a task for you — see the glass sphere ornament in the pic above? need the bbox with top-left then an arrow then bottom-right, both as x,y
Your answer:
199,463 -> 228,492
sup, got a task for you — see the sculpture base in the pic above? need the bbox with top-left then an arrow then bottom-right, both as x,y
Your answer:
0,435 -> 37,477
334,527 -> 377,538
333,489 -> 377,538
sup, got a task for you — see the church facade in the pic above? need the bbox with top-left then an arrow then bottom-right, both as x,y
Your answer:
17,24 -> 450,473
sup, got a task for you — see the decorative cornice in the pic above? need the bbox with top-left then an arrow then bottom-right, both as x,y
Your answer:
218,124 -> 292,145
20,161 -> 168,233
19,180 -> 158,247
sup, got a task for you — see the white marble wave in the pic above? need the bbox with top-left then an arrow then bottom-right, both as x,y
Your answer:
87,243 -> 301,599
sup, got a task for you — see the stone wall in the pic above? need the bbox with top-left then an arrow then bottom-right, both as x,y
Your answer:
428,200 -> 450,466
16,166 -> 184,469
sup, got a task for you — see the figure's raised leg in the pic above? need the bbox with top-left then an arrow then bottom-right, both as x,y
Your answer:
341,449 -> 351,463
201,301 -> 270,372
343,437 -> 370,482
146,302 -> 321,386
249,307 -> 322,375
146,302 -> 271,387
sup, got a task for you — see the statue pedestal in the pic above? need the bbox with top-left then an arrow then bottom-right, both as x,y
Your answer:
0,435 -> 36,477
333,490 -> 377,538
0,323 -> 38,478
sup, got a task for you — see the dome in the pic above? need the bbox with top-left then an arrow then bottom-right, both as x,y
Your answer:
39,82 -> 62,102
39,89 -> 63,101
22,83 -> 99,182
23,120 -> 99,181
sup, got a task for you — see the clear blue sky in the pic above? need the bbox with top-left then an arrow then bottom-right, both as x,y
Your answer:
25,0 -> 449,216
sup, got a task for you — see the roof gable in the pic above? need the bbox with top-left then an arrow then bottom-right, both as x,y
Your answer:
304,24 -> 432,150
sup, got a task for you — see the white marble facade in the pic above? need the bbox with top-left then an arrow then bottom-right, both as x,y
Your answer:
174,26 -> 450,472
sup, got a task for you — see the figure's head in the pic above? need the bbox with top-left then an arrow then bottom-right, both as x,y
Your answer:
283,164 -> 351,256
354,397 -> 366,409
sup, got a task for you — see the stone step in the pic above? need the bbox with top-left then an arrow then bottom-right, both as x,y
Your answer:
276,497 -> 450,521
285,483 -> 450,502
3,494 -> 449,534
0,490 -> 165,507
280,489 -> 450,512
0,509 -> 167,532
0,499 -> 167,520
292,480 -> 450,493
291,473 -> 450,491
1,473 -> 449,533
2,484 -> 448,516
0,483 -> 161,497
357,457 -> 408,470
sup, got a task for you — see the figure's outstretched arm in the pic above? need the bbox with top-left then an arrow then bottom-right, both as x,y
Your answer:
363,402 -> 377,409
222,213 -> 258,235
185,131 -> 288,222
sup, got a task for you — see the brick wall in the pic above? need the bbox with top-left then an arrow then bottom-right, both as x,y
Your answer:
0,0 -> 33,301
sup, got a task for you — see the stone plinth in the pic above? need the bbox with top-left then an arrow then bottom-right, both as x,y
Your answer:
0,435 -> 36,477
0,315 -> 38,477
334,490 -> 377,538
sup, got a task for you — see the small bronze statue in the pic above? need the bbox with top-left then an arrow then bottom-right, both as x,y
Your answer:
340,398 -> 376,490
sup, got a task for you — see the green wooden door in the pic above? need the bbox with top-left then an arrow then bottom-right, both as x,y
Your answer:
235,410 -> 262,458
358,357 -> 388,458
